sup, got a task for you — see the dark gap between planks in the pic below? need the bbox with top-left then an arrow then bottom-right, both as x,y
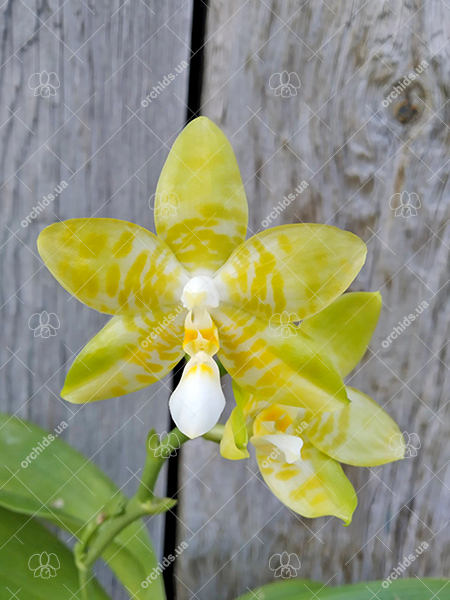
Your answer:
163,1 -> 209,597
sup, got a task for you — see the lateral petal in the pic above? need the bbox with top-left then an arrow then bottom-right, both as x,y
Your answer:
307,387 -> 405,466
214,224 -> 366,321
38,218 -> 188,315
213,304 -> 349,414
62,310 -> 185,403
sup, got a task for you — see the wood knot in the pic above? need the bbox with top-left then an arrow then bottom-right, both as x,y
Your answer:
395,99 -> 419,123
384,79 -> 426,125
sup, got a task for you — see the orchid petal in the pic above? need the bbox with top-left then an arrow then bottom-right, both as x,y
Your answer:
214,224 -> 366,321
61,310 -> 184,403
255,436 -> 357,524
38,218 -> 188,315
155,117 -> 248,275
307,387 -> 405,466
299,292 -> 382,377
252,433 -> 303,464
220,380 -> 250,460
213,304 -> 349,413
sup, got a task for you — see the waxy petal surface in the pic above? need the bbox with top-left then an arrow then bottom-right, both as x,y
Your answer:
38,219 -> 188,314
255,437 -> 357,524
213,305 -> 349,413
169,354 -> 226,438
220,380 -> 250,460
155,117 -> 248,275
307,387 -> 405,466
62,310 -> 184,403
214,224 -> 366,321
300,292 -> 382,377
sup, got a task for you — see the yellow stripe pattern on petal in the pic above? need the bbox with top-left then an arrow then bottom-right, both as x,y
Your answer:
38,219 -> 189,315
61,310 -> 185,403
214,224 -> 366,321
213,304 -> 349,413
307,387 -> 405,466
251,408 -> 356,524
255,439 -> 357,524
155,117 -> 248,275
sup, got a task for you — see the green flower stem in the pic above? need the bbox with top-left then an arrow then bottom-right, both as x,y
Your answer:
137,428 -> 189,503
77,496 -> 175,569
77,561 -> 94,600
202,424 -> 225,444
75,425 -> 225,600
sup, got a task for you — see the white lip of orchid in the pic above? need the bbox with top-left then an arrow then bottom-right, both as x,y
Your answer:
169,277 -> 224,438
252,433 -> 304,464
169,352 -> 226,439
181,276 -> 220,310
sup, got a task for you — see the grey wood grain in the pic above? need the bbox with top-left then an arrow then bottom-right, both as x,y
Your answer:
175,1 -> 450,598
0,1 -> 192,598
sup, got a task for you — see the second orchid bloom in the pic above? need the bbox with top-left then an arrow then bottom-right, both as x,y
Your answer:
221,292 -> 405,524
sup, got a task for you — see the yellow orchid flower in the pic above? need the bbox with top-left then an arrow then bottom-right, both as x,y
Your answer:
37,117 -> 367,439
220,292 -> 405,524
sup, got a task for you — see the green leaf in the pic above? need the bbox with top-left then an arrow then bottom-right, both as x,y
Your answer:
236,579 -> 450,600
0,506 -> 109,600
0,413 -> 165,599
235,580 -> 323,599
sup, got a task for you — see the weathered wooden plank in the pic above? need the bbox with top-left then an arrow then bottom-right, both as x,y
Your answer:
176,1 -> 450,598
0,1 -> 192,598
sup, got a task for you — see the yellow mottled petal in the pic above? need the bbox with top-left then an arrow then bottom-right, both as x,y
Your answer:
38,219 -> 189,314
61,310 -> 185,403
220,380 -> 250,460
307,387 -> 405,466
214,224 -> 366,321
255,437 -> 357,524
300,292 -> 382,377
155,117 -> 248,275
213,305 -> 349,414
